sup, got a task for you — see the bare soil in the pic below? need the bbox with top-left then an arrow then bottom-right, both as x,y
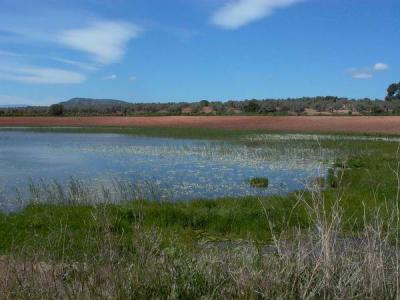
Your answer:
1,116 -> 400,134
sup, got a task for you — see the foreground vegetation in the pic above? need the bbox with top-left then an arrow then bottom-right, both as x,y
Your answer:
1,128 -> 400,298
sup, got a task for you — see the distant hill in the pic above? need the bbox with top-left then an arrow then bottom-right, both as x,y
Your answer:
59,98 -> 133,109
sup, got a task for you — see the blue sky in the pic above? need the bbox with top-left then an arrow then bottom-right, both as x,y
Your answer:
0,0 -> 398,105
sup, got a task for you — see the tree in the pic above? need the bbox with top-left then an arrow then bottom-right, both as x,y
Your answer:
199,100 -> 210,107
386,82 -> 400,101
167,104 -> 181,115
259,102 -> 277,114
243,100 -> 260,113
49,104 -> 64,116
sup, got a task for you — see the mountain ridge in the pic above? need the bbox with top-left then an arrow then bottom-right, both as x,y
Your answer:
59,98 -> 133,108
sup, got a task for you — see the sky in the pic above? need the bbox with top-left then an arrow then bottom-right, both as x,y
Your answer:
0,0 -> 398,105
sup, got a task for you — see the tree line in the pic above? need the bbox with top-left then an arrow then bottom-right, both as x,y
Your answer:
1,82 -> 399,117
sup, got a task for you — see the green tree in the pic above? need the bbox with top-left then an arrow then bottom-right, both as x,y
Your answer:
259,102 -> 277,114
49,104 -> 64,116
386,82 -> 400,101
243,100 -> 260,113
199,100 -> 210,107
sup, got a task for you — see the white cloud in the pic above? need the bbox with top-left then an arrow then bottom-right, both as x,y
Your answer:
373,62 -> 389,71
58,21 -> 141,64
347,62 -> 389,80
128,76 -> 137,81
211,0 -> 304,29
0,66 -> 86,84
102,74 -> 117,80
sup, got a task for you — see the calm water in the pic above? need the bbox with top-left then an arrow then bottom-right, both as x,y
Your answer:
0,131 -> 331,211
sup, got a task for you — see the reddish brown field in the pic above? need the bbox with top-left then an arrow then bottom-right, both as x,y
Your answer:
1,116 -> 400,134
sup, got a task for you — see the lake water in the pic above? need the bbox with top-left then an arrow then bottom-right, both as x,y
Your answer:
0,131 -> 331,211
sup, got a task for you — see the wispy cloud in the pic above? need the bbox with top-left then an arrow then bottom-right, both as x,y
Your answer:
347,62 -> 389,80
58,21 -> 141,64
0,50 -> 30,57
211,0 -> 304,30
102,74 -> 117,80
0,3 -> 141,87
0,19 -> 140,84
128,76 -> 137,81
51,57 -> 98,71
0,66 -> 86,84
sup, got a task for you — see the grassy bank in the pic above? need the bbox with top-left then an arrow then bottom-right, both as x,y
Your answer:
1,128 -> 400,298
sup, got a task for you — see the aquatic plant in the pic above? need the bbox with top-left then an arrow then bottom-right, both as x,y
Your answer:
248,177 -> 269,188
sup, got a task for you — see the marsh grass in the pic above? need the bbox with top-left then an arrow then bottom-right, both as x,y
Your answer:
9,178 -> 170,210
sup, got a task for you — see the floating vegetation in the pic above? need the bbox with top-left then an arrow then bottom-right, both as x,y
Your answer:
243,133 -> 400,143
248,177 -> 269,188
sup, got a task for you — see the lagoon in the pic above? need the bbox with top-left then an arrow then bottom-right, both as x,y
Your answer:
0,131 -> 331,211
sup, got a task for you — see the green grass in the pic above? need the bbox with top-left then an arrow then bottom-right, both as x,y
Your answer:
0,195 -> 308,260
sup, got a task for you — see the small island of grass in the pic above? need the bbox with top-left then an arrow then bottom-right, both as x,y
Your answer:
248,177 -> 269,188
